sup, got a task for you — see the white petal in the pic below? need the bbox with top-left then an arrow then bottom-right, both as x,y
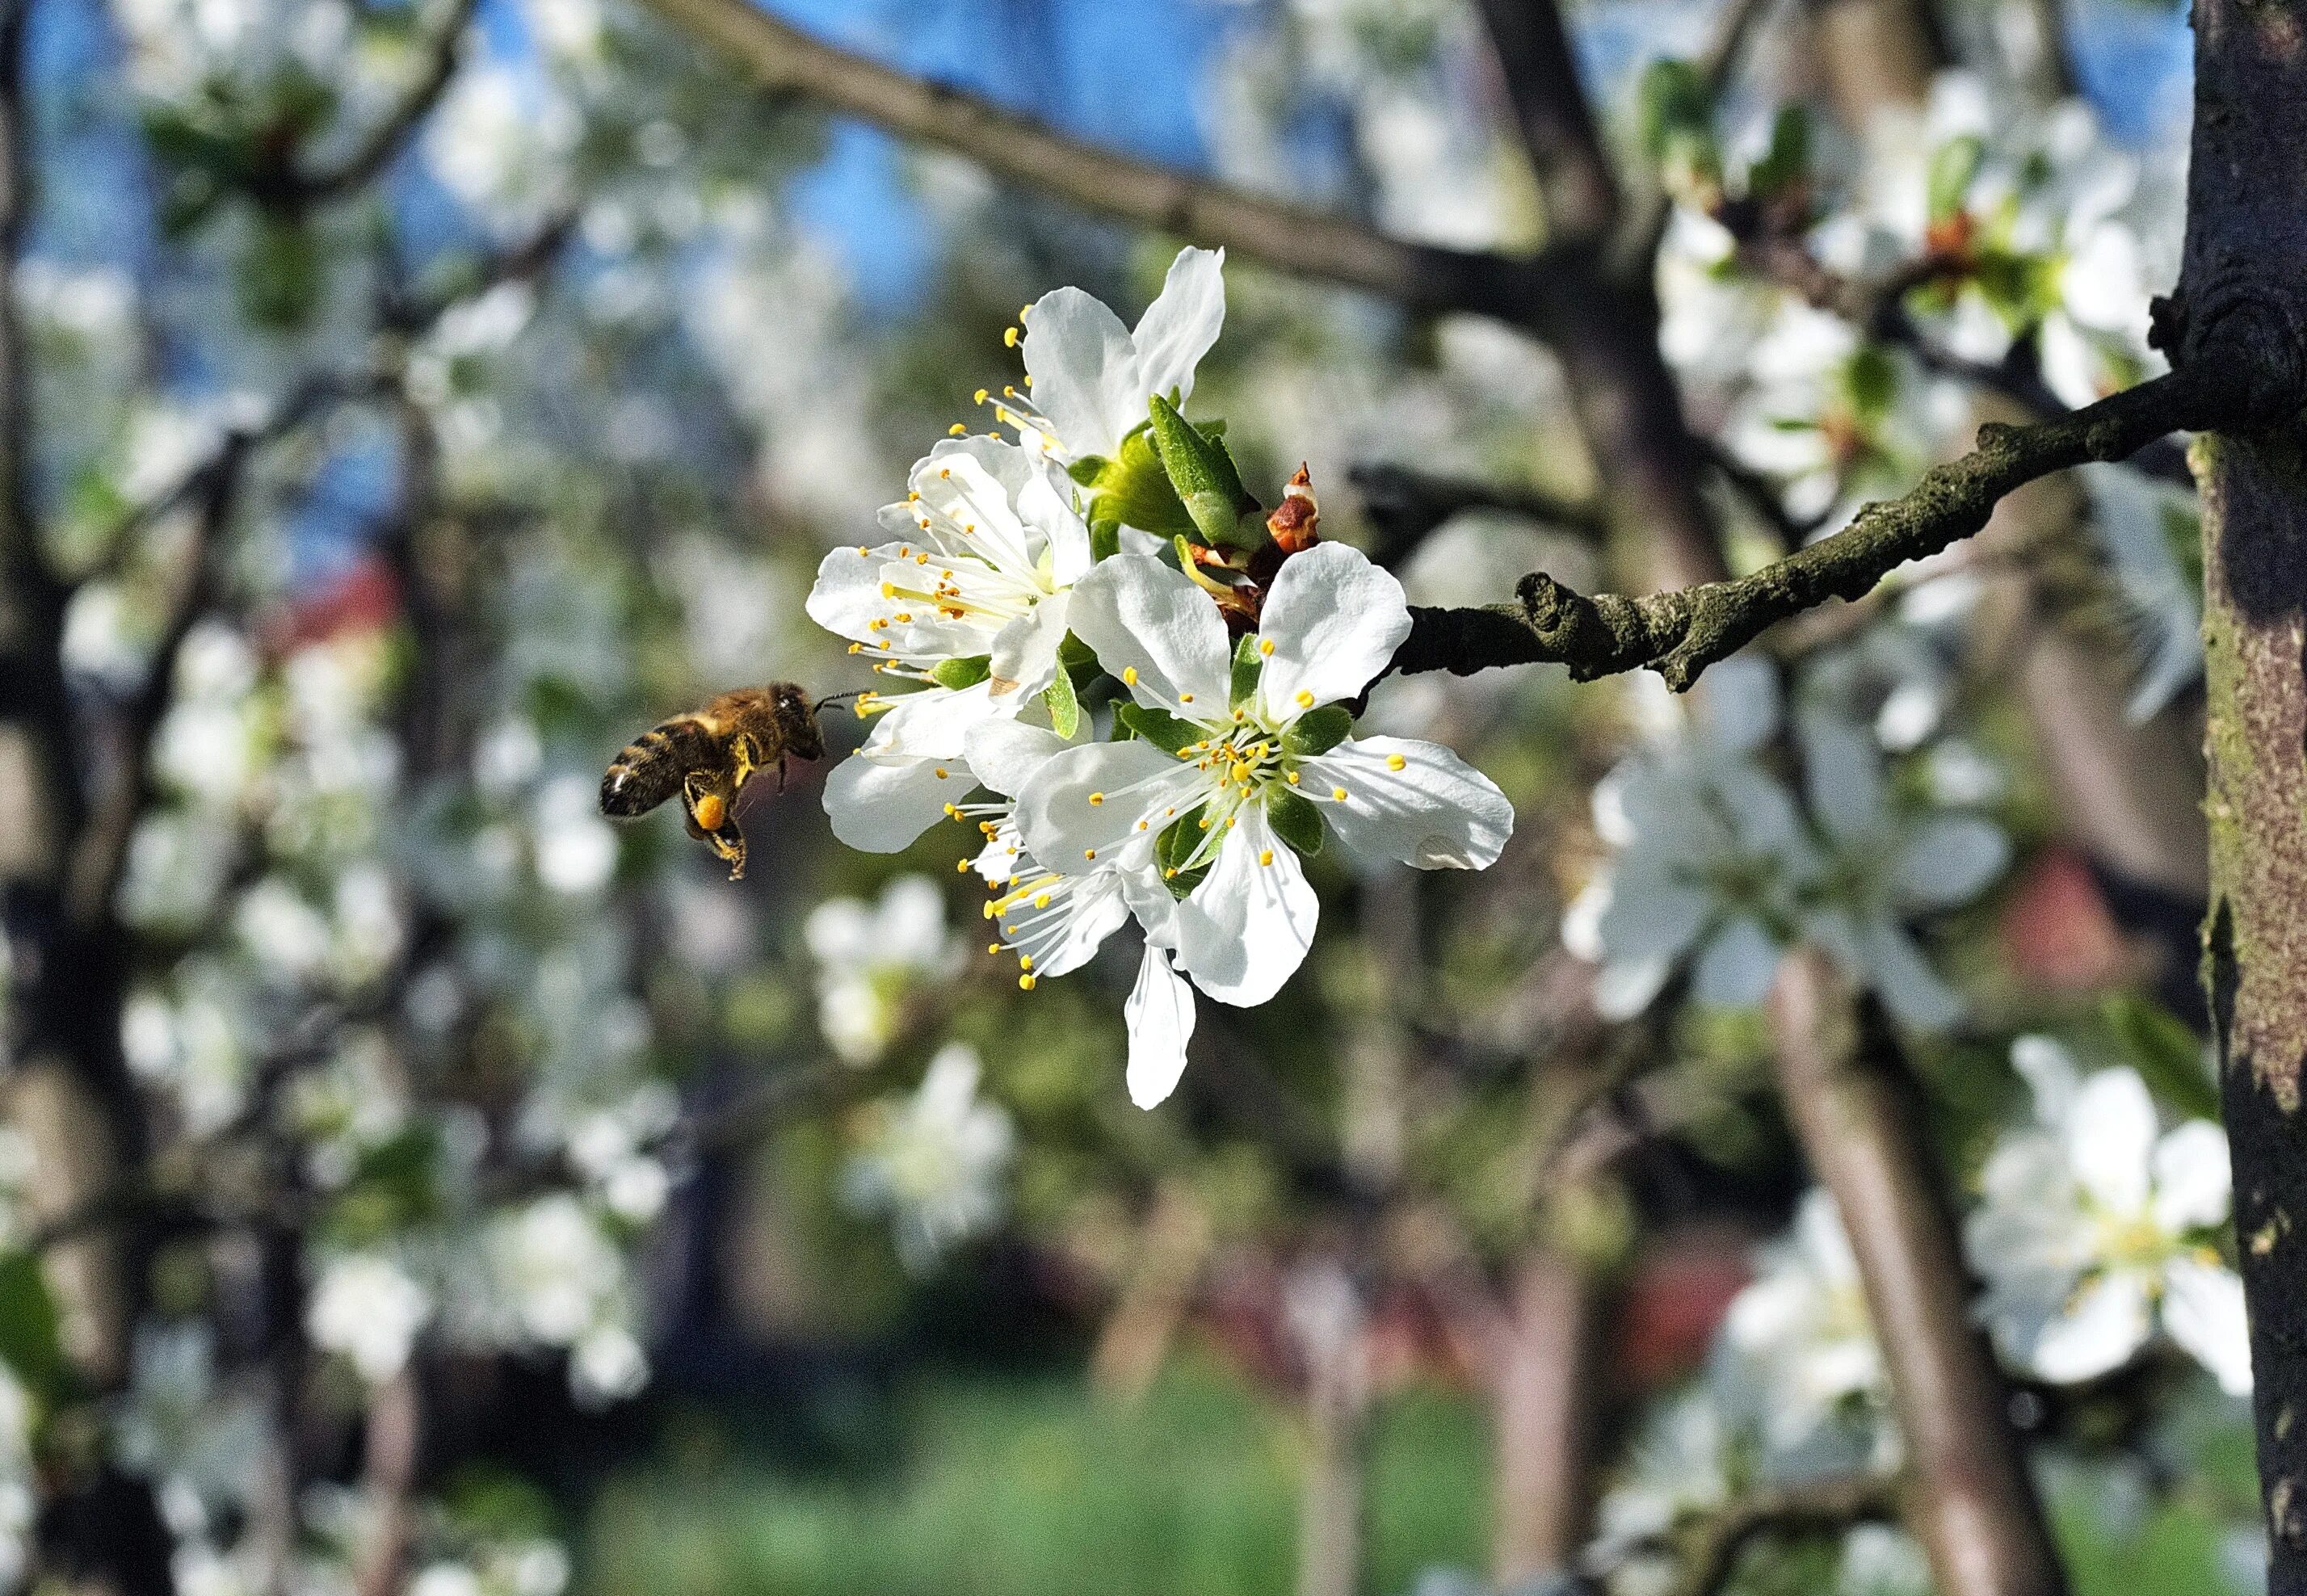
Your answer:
1018,468 -> 1095,586
1015,740 -> 1201,874
1124,941 -> 1197,1108
2011,1035 -> 2082,1127
963,720 -> 1073,798
1296,735 -> 1511,870
2150,1120 -> 2233,1234
1690,916 -> 1784,1007
1021,287 -> 1143,460
987,595 -> 1069,702
1130,246 -> 1225,407
2162,1258 -> 2253,1396
805,542 -> 912,645
2026,1268 -> 2153,1384
1064,554 -> 1233,712
1591,855 -> 1711,964
1254,544 -> 1412,721
1593,955 -> 1675,1019
1174,806 -> 1317,1006
2069,1067 -> 2158,1217
1006,872 -> 1132,981
822,754 -> 967,852
1817,913 -> 1965,1031
1797,708 -> 1889,846
1892,817 -> 2010,909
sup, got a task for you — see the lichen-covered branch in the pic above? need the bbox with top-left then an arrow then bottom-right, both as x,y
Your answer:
1391,361 -> 2233,689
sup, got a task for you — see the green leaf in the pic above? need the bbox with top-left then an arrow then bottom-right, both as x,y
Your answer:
1147,395 -> 1266,552
1636,59 -> 1720,189
1058,631 -> 1099,670
2102,994 -> 2221,1123
0,1251 -> 63,1401
931,654 -> 993,689
1265,789 -> 1325,859
1749,105 -> 1810,200
1115,702 -> 1199,754
1283,705 -> 1352,758
1043,662 -> 1080,741
1155,810 -> 1214,896
1230,632 -> 1263,708
1927,135 -> 1985,223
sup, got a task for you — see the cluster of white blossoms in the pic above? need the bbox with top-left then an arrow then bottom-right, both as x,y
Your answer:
805,250 -> 1514,1107
1563,657 -> 2008,1028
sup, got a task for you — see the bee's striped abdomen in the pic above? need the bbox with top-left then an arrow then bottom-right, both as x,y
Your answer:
600,716 -> 717,817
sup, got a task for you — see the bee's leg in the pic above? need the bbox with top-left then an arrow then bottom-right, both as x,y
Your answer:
679,775 -> 746,878
730,733 -> 761,791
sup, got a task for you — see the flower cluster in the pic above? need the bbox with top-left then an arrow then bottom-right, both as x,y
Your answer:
805,250 -> 1515,1106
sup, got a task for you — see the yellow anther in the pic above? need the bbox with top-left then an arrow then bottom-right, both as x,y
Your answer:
1084,848 -> 1098,860
1225,816 -> 1237,828
974,388 -> 989,404
1137,821 -> 1149,831
1019,972 -> 1036,990
948,422 -> 967,436
983,902 -> 996,919
1197,817 -> 1211,830
1088,792 -> 1105,806
895,611 -> 914,624
1020,304 -> 1033,321
1387,754 -> 1406,771
989,942 -> 1001,955
935,766 -> 949,779
1165,867 -> 1178,879
1259,637 -> 1275,656
1287,771 -> 1301,785
1018,955 -> 1034,972
956,859 -> 971,873
1003,326 -> 1020,347
1332,786 -> 1347,800
1003,385 -> 1017,397
857,544 -> 871,556
1123,666 -> 1139,686
1033,893 -> 1051,909
1295,690 -> 1314,708
1179,692 -> 1195,704
1230,762 -> 1250,783
1259,850 -> 1274,867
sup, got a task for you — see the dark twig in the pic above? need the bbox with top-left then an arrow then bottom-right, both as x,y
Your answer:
1349,461 -> 1606,564
270,0 -> 480,208
1654,1473 -> 1900,1596
1389,362 -> 2232,689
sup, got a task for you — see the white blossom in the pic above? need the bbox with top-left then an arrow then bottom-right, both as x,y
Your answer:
1965,1037 -> 2250,1396
307,1253 -> 432,1384
841,1043 -> 1015,1270
802,875 -> 961,1064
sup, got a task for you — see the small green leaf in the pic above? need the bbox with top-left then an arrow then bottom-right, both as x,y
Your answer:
1116,702 -> 1199,754
1230,632 -> 1263,708
931,654 -> 993,689
1927,135 -> 1984,224
1043,663 -> 1080,740
1636,59 -> 1720,190
1283,705 -> 1352,757
0,1251 -> 63,1401
1265,789 -> 1325,858
2102,994 -> 2220,1123
1147,395 -> 1266,552
1749,105 -> 1810,200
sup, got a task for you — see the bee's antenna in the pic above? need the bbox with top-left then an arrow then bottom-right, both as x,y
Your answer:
812,689 -> 869,708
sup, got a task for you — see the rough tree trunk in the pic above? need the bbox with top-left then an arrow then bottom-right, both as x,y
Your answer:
2182,4 -> 2307,1586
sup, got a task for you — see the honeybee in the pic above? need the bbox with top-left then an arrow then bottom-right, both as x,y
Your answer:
599,683 -> 826,880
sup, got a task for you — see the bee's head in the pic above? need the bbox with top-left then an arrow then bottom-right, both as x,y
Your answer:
777,682 -> 826,762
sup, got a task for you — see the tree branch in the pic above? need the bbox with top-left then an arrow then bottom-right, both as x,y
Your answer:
1472,0 -> 1622,242
1389,361 -> 2231,689
621,0 -> 1563,325
1656,1473 -> 1899,1596
1348,460 -> 1605,564
272,0 -> 479,208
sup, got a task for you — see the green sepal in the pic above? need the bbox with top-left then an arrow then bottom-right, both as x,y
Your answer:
1147,395 -> 1266,552
1079,424 -> 1197,540
931,654 -> 993,689
1155,811 -> 1212,897
1265,789 -> 1325,859
1115,702 -> 1199,754
1283,705 -> 1351,757
1230,632 -> 1263,708
1090,517 -> 1123,561
1927,135 -> 1984,224
1043,662 -> 1081,740
1067,455 -> 1111,488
